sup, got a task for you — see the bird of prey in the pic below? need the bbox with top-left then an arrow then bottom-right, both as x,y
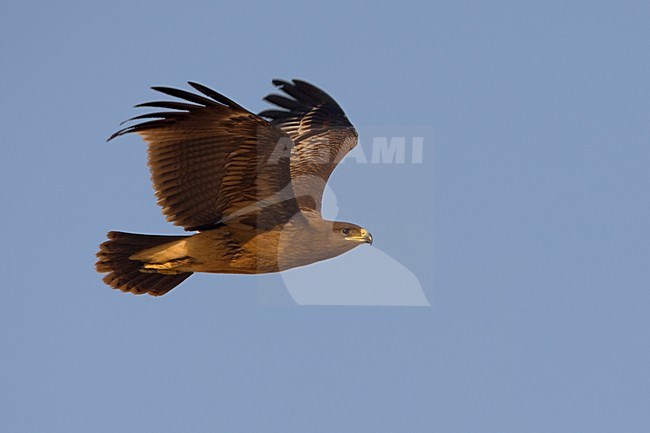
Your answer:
96,79 -> 372,296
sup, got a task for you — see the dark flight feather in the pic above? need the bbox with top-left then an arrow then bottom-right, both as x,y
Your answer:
259,79 -> 358,213
108,83 -> 302,232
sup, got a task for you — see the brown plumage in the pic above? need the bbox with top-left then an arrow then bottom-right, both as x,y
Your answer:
96,79 -> 372,296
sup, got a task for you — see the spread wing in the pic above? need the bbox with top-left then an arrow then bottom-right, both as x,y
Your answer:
259,79 -> 358,213
109,82 -> 301,231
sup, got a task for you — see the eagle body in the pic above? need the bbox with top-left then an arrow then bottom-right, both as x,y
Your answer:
97,79 -> 372,296
121,216 -> 366,276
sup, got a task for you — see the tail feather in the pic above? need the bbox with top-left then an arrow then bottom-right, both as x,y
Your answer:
96,231 -> 193,296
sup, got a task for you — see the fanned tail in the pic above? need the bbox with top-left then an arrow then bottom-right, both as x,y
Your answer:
96,231 -> 193,296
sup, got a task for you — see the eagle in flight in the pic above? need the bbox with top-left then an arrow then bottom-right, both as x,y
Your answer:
96,79 -> 372,296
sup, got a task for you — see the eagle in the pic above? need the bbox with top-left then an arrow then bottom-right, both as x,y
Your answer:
96,79 -> 373,296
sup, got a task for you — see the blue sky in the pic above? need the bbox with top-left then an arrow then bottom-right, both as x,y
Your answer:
1,1 -> 649,432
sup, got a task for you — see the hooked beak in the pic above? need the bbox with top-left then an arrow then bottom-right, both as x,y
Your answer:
346,228 -> 373,245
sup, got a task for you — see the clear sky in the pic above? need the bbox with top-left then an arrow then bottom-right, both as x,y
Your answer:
1,1 -> 649,432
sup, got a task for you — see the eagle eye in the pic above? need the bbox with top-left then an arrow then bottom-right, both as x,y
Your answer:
341,228 -> 351,236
